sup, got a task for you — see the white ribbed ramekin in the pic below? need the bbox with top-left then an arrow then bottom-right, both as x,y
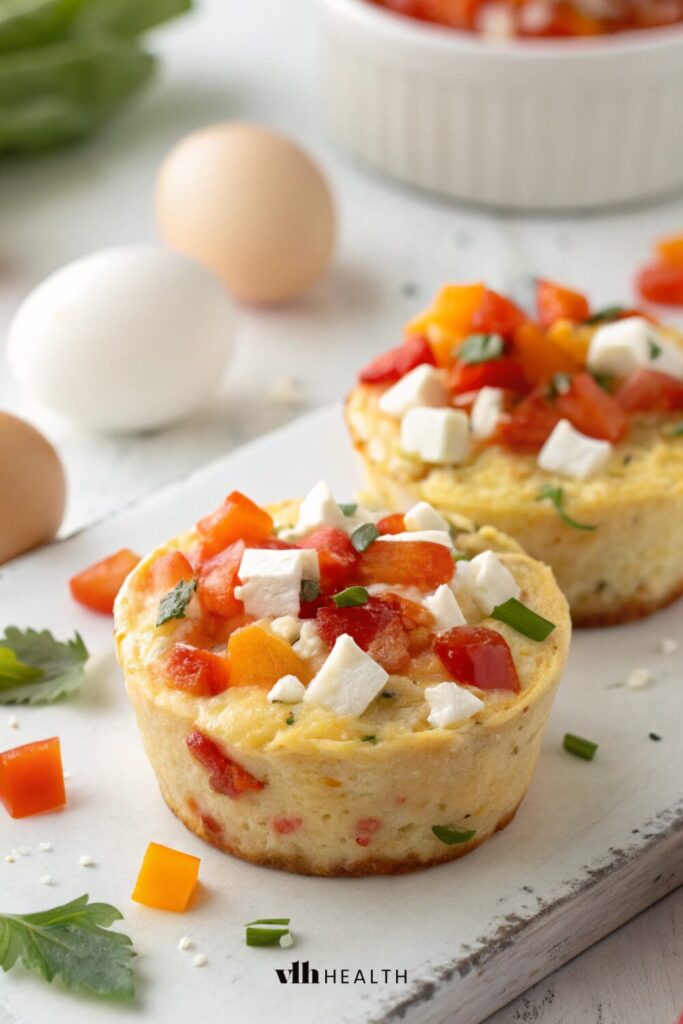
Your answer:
319,0 -> 683,210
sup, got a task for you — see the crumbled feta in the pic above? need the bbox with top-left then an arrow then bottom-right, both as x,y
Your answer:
376,529 -> 453,549
292,621 -> 326,660
40,875 -> 53,885
283,481 -> 348,539
279,932 -> 294,949
470,386 -> 505,439
588,317 -> 683,381
378,365 -> 448,418
270,616 -> 302,644
425,682 -> 484,728
267,375 -> 305,406
424,585 -> 466,631
538,419 -> 612,480
661,637 -> 679,654
626,667 -> 653,690
401,407 -> 470,465
37,842 -> 52,852
403,501 -> 450,533
455,550 -> 520,616
304,634 -> 388,717
178,936 -> 193,951
236,548 -> 318,619
193,954 -> 207,967
15,847 -> 29,856
7,715 -> 18,729
78,855 -> 94,867
5,854 -> 15,863
267,675 -> 306,703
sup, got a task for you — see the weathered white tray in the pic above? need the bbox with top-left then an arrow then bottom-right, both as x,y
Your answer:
1,405 -> 681,1024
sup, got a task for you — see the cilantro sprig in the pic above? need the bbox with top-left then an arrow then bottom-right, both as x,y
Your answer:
156,579 -> 197,626
457,333 -> 505,365
0,628 -> 88,705
536,484 -> 598,532
0,894 -> 135,1000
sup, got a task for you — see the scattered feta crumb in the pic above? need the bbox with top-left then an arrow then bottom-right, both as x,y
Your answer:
267,675 -> 306,704
270,615 -> 302,644
292,620 -> 325,660
401,407 -> 470,465
178,936 -> 193,951
37,842 -> 52,852
5,854 -> 15,864
378,364 -> 448,418
538,419 -> 612,480
193,954 -> 207,967
470,386 -> 505,439
8,715 -> 19,729
403,501 -> 450,533
626,667 -> 653,690
63,771 -> 71,780
79,855 -> 94,867
279,932 -> 294,949
425,682 -> 485,729
267,376 -> 305,406
40,875 -> 53,885
15,847 -> 30,857
304,635 -> 388,718
424,585 -> 466,632
455,550 -> 520,616
661,637 -> 679,654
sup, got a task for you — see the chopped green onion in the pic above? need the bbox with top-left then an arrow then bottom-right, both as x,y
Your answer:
247,918 -> 290,926
300,578 -> 320,603
491,598 -> 556,641
583,306 -> 625,325
669,422 -> 683,437
156,578 -> 197,627
563,733 -> 598,760
351,523 -> 379,552
286,711 -> 295,726
648,338 -> 662,360
361,735 -> 377,744
536,484 -> 598,532
457,333 -> 505,365
431,825 -> 476,845
333,586 -> 369,608
339,503 -> 358,516
547,372 -> 572,398
245,918 -> 291,947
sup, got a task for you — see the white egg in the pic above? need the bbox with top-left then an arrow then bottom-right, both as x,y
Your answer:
7,246 -> 235,432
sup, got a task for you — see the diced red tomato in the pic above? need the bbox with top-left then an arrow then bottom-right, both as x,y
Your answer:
151,550 -> 195,592
355,816 -> 381,847
434,626 -> 520,692
615,368 -> 683,413
377,592 -> 435,629
496,389 -> 560,450
197,540 -> 245,617
197,491 -> 273,559
316,597 -> 410,674
186,730 -> 265,798
272,816 -> 303,835
297,527 -> 359,593
471,289 -> 526,337
69,548 -> 141,614
536,279 -> 590,328
555,371 -> 628,443
376,513 -> 405,535
165,644 -> 231,697
637,262 -> 683,306
358,335 -> 436,385
450,358 -> 528,396
358,539 -> 454,589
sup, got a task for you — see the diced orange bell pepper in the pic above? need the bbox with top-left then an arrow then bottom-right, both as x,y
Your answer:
0,737 -> 66,819
165,643 -> 231,696
69,548 -> 141,614
227,625 -> 313,688
637,262 -> 683,306
406,283 -> 486,365
131,841 -> 200,912
545,319 -> 592,364
150,550 -> 195,592
655,233 -> 683,268
197,492 -> 274,559
536,279 -> 590,328
358,540 -> 454,589
512,321 -> 580,386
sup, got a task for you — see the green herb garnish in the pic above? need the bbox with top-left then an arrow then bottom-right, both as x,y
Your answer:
431,826 -> 476,845
245,919 -> 291,947
361,735 -> 377,744
350,523 -> 379,552
563,733 -> 598,760
339,503 -> 357,516
583,306 -> 625,325
333,586 -> 370,608
491,598 -> 556,641
300,578 -> 321,604
590,372 -> 615,393
286,712 -> 295,726
457,333 -> 505,365
0,894 -> 135,999
536,484 -> 598,532
669,423 -> 683,437
648,338 -> 662,360
156,578 -> 197,626
0,628 -> 88,705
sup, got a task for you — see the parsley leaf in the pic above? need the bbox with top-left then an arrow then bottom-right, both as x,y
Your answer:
670,422 -> 683,437
648,338 -> 662,360
338,503 -> 357,516
457,333 -> 505,365
583,306 -> 625,325
156,579 -> 197,626
0,628 -> 88,705
536,484 -> 598,532
300,578 -> 321,604
0,894 -> 135,1000
350,523 -> 379,552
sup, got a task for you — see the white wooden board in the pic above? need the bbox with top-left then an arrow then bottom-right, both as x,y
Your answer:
0,405 -> 681,1024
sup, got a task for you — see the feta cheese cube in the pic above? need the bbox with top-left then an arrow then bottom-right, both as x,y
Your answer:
267,675 -> 306,703
455,550 -> 520,616
284,481 -> 348,539
270,616 -> 302,644
538,419 -> 612,480
404,501 -> 450,533
292,620 -> 326,660
425,682 -> 484,728
424,584 -> 466,631
236,548 -> 318,619
303,634 -> 388,717
587,317 -> 683,381
376,529 -> 453,548
378,365 -> 448,418
401,408 -> 470,465
470,386 -> 505,439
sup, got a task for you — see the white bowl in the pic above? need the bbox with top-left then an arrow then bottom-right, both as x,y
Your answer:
319,0 -> 683,210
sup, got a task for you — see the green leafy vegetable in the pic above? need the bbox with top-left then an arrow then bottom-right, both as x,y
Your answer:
350,523 -> 379,552
457,333 -> 504,365
648,338 -> 662,360
0,894 -> 135,999
669,422 -> 683,437
333,586 -> 369,608
536,484 -> 598,532
491,598 -> 556,642
338,503 -> 357,517
583,306 -> 626,325
300,579 -> 321,604
285,711 -> 294,726
563,733 -> 598,761
360,735 -> 377,744
590,372 -> 615,393
156,579 -> 196,627
245,918 -> 291,947
0,628 -> 88,705
431,826 -> 476,845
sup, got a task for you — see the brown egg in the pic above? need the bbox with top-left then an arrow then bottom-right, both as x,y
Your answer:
0,412 -> 66,564
155,123 -> 335,305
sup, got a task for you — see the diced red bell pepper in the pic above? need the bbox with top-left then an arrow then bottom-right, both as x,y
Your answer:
197,491 -> 274,559
186,730 -> 265,798
0,737 -> 66,819
536,279 -> 590,328
497,389 -> 560,450
165,644 -> 231,696
471,289 -> 526,337
358,335 -> 436,385
451,358 -> 528,396
615,368 -> 683,413
358,539 -> 454,589
272,816 -> 303,835
637,262 -> 683,306
316,597 -> 410,674
297,527 -> 359,594
376,513 -> 406,535
434,626 -> 520,692
197,540 -> 245,618
377,592 -> 435,629
151,550 -> 195,592
69,548 -> 141,614
355,817 -> 381,847
555,371 -> 628,443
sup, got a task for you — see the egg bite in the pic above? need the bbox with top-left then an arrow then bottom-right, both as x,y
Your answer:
345,282 -> 683,626
115,485 -> 569,876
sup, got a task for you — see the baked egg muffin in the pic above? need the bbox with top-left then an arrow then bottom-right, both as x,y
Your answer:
346,281 -> 683,626
115,484 -> 569,876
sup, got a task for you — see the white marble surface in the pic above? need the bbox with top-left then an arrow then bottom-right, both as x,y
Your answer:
0,0 -> 681,1021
